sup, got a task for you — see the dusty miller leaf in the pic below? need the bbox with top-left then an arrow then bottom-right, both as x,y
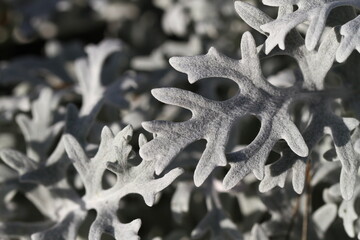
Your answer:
260,0 -> 360,53
66,39 -> 128,144
16,87 -> 64,161
235,0 -> 358,199
140,31 -> 308,189
64,127 -> 183,239
336,15 -> 360,62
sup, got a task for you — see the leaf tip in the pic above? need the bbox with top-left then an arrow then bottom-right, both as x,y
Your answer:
151,88 -> 164,100
138,133 -> 148,147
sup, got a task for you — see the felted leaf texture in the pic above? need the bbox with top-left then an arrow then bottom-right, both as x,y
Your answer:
64,126 -> 183,240
336,15 -> 360,63
235,1 -> 341,89
260,103 -> 360,198
259,0 -> 360,53
0,0 -> 360,239
332,129 -> 360,238
140,31 -> 308,189
234,0 -> 360,200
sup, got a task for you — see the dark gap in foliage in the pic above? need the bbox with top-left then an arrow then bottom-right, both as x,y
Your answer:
265,151 -> 281,165
327,6 -> 357,27
11,191 -> 46,222
97,105 -> 122,125
215,77 -> 239,101
66,165 -> 85,196
0,6 -> 107,61
325,217 -> 353,240
256,2 -> 278,19
258,211 -> 271,224
46,130 -> 63,157
180,77 -> 201,93
219,192 -> 242,224
151,85 -> 194,123
0,85 -> 14,95
250,30 -> 268,50
331,53 -> 360,90
188,189 -> 210,235
78,209 -> 97,239
67,96 -> 83,112
121,190 -> 175,238
230,114 -> 261,149
0,39 -> 45,61
184,77 -> 240,101
101,169 -> 117,190
354,197 -> 360,217
324,73 -> 343,89
261,55 -> 300,88
311,183 -> 328,212
118,194 -> 148,223
176,108 -> 192,122
101,233 -> 116,240
54,8 -> 106,42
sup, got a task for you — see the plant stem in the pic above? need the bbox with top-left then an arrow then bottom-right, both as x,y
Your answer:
301,160 -> 312,240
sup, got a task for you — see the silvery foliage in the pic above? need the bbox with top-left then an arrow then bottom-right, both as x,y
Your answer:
0,39 -> 182,240
259,0 -> 360,61
0,0 -> 360,239
141,9 -> 359,195
64,127 -> 182,240
139,0 -> 360,238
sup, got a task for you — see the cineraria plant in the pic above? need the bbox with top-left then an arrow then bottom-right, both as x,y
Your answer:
0,0 -> 359,239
